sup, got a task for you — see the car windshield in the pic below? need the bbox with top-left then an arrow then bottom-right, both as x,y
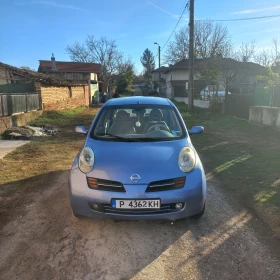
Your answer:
91,104 -> 185,142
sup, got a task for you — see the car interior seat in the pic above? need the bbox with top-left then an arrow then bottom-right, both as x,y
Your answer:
143,108 -> 169,133
108,110 -> 135,135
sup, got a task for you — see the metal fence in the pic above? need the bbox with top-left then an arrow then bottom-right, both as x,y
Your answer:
254,85 -> 280,107
0,82 -> 35,93
225,94 -> 254,120
0,93 -> 41,117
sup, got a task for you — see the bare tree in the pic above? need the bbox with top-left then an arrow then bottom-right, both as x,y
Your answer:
235,40 -> 257,62
117,57 -> 135,75
66,35 -> 125,88
196,21 -> 232,58
254,49 -> 272,67
252,37 -> 280,71
164,27 -> 189,65
271,37 -> 280,66
164,21 -> 232,64
199,58 -> 221,96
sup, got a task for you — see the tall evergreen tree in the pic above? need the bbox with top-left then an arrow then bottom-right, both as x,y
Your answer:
140,48 -> 156,83
140,48 -> 156,72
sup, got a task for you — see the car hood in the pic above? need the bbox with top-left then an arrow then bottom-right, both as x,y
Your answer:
84,138 -> 192,184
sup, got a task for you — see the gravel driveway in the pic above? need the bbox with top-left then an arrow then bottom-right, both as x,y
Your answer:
0,171 -> 279,280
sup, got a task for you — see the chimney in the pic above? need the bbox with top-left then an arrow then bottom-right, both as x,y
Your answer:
51,53 -> 56,70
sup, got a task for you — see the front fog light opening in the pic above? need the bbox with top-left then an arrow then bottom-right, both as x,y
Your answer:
171,203 -> 184,210
92,203 -> 99,210
89,202 -> 104,213
175,203 -> 183,209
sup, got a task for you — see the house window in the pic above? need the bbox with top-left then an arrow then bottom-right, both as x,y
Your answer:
68,86 -> 72,98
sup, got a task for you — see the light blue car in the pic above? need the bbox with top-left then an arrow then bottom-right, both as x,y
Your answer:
69,97 -> 206,221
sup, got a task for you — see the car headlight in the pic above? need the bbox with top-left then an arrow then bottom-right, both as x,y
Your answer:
78,147 -> 95,173
178,147 -> 196,173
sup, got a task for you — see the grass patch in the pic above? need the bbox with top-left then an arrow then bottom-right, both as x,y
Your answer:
0,107 -> 99,185
175,101 -> 280,235
28,106 -> 87,126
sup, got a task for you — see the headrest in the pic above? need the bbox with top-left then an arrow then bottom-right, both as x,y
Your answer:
116,110 -> 129,119
138,109 -> 146,115
149,108 -> 163,121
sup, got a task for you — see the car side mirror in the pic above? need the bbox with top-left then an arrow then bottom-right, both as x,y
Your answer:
75,126 -> 88,134
188,126 -> 204,135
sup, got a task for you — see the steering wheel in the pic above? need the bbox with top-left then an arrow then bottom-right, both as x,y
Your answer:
147,124 -> 169,133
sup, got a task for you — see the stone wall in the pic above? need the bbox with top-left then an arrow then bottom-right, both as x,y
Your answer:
37,84 -> 89,111
0,110 -> 43,134
249,106 -> 280,131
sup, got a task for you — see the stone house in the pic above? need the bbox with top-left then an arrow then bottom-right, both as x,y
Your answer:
38,54 -> 102,104
0,62 -> 90,111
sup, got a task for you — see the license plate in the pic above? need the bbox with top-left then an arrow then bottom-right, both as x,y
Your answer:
112,199 -> 160,209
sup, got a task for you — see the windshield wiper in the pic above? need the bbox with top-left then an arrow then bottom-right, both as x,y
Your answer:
95,133 -> 143,142
133,137 -> 174,142
130,137 -> 159,142
95,133 -> 174,142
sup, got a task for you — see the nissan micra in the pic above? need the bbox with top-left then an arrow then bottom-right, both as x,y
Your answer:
69,97 -> 206,221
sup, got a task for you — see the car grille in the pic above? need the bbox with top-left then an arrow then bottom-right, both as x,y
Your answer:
103,203 -> 180,215
145,177 -> 186,192
87,177 -> 126,192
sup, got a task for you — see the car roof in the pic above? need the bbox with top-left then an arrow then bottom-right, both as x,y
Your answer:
104,96 -> 172,106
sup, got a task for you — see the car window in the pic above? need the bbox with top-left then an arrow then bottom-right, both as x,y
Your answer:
91,104 -> 185,142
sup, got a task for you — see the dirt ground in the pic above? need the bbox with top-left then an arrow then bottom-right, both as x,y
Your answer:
0,108 -> 280,279
0,171 -> 280,279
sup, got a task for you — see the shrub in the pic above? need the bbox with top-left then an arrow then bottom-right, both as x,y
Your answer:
210,97 -> 223,113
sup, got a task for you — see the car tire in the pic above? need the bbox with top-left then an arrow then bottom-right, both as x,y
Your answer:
191,203 -> 205,219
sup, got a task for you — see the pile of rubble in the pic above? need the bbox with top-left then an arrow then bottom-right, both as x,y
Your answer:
1,125 -> 58,140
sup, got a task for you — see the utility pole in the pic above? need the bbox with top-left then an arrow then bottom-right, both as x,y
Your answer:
154,42 -> 161,96
159,45 -> 161,96
188,0 -> 194,110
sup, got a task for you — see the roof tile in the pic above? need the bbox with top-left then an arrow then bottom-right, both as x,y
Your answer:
39,60 -> 101,73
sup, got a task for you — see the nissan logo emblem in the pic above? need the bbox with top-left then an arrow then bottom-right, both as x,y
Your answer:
130,174 -> 141,183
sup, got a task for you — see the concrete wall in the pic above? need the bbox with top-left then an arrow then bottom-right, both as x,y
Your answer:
0,110 -> 43,134
174,97 -> 210,108
39,85 -> 89,110
166,70 -> 202,82
166,70 -> 188,82
166,81 -> 173,99
249,106 -> 280,130
152,72 -> 168,82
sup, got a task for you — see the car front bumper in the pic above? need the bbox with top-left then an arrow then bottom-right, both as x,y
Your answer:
68,167 -> 206,221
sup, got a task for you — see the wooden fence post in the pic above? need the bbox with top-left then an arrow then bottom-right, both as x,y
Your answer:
0,95 -> 4,117
25,94 -> 28,112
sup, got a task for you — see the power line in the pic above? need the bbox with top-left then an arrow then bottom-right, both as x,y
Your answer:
144,0 -> 280,22
162,3 -> 189,51
154,2 -> 188,59
197,14 -> 280,22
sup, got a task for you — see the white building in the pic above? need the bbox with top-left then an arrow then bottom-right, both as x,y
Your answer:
154,58 -> 267,102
